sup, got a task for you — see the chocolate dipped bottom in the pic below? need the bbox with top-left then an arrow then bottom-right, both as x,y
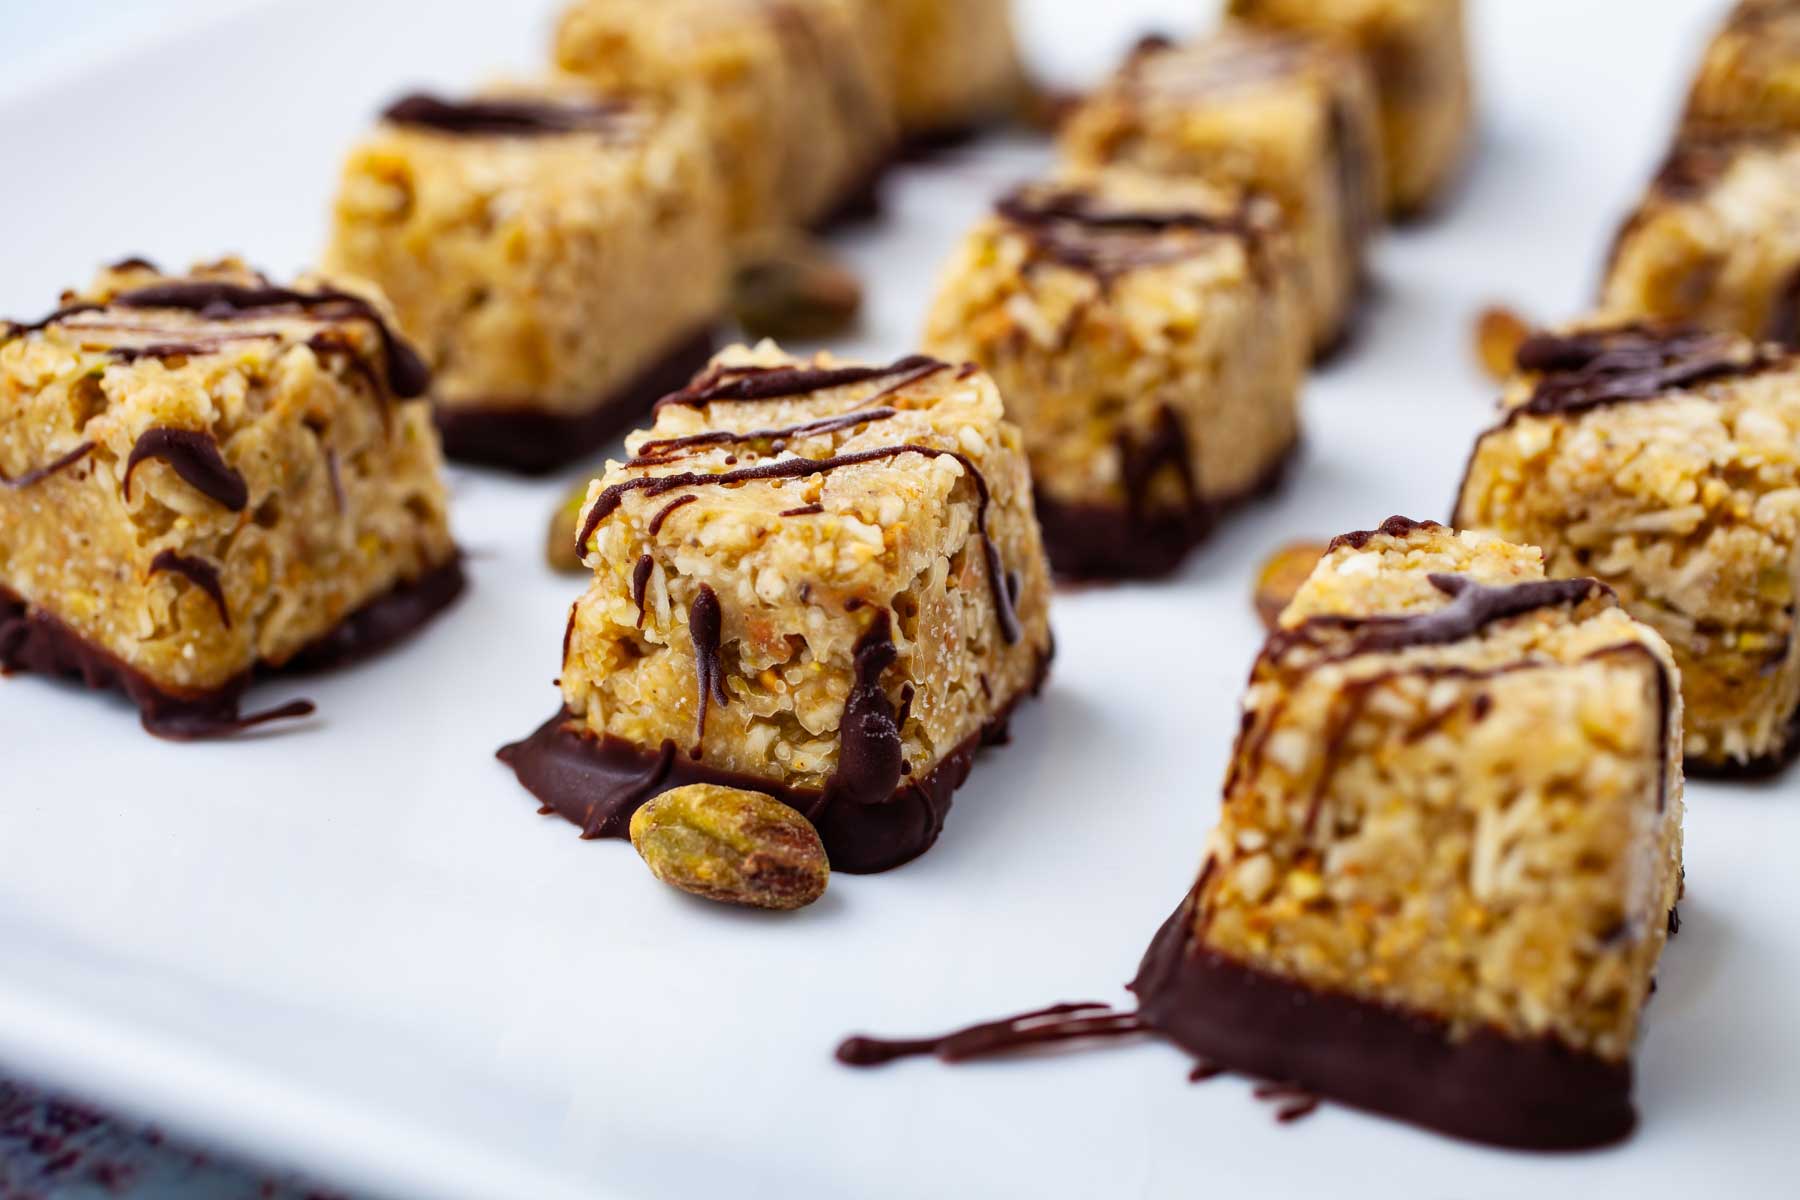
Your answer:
433,328 -> 718,474
0,558 -> 465,740
500,646 -> 1049,875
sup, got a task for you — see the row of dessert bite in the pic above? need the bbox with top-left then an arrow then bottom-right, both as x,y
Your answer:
924,1 -> 1473,577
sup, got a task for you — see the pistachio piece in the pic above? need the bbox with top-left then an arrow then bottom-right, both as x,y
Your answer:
630,783 -> 829,911
546,477 -> 593,574
1474,305 -> 1532,382
1254,540 -> 1328,631
731,237 -> 863,341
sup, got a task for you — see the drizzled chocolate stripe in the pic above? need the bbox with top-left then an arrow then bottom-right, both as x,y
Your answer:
997,186 -> 1253,236
1507,324 -> 1781,422
688,585 -> 728,756
825,610 -> 904,808
148,550 -> 231,627
658,355 -> 943,408
631,555 -> 655,628
1271,572 -> 1608,659
123,428 -> 248,512
632,407 -> 899,464
0,442 -> 94,489
382,93 -> 630,137
575,443 -> 1022,644
837,1003 -> 1143,1067
647,493 -> 697,535
109,282 -> 431,399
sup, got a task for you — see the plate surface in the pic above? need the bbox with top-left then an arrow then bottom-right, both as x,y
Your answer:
3,1 -> 1796,1197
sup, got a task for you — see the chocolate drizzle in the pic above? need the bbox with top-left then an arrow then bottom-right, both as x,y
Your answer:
688,585 -> 728,755
1118,406 -> 1198,525
0,442 -> 94,489
824,611 -> 904,808
107,281 -> 430,399
632,408 -> 899,464
1507,324 -> 1780,423
1271,572 -> 1609,660
647,493 -> 697,535
148,550 -> 230,627
835,1003 -> 1143,1067
995,185 -> 1259,282
659,355 -> 943,408
382,93 -> 630,137
576,444 -> 1021,644
631,555 -> 655,628
122,428 -> 249,512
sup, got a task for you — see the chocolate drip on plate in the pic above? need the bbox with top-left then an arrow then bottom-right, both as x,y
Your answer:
382,93 -> 630,137
688,585 -> 728,756
836,1003 -> 1144,1067
122,428 -> 249,512
825,610 -> 904,808
148,550 -> 230,627
660,355 -> 943,408
0,441 -> 94,489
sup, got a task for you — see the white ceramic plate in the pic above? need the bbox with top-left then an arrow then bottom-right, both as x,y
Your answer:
3,1 -> 1796,1196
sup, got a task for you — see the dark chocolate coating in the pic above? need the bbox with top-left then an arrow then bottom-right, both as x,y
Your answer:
824,611 -> 904,808
1129,893 -> 1638,1151
497,648 -> 1049,874
659,354 -> 943,409
1508,324 -> 1780,422
432,328 -> 716,474
0,558 -> 464,740
1032,435 -> 1295,580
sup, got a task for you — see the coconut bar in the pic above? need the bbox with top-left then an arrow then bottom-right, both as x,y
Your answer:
325,82 -> 727,474
1226,0 -> 1473,218
865,0 -> 1023,149
923,173 -> 1308,578
499,343 -> 1054,873
1680,1 -> 1800,142
0,259 -> 461,738
1133,517 -> 1683,1149
1059,30 -> 1383,356
1603,134 -> 1800,347
1456,321 -> 1800,776
553,0 -> 895,239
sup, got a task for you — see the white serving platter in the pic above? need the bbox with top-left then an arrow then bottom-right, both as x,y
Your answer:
3,1 -> 1796,1196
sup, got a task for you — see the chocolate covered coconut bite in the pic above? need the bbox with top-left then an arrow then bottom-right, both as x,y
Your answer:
553,0 -> 895,239
841,520 -> 1683,1151
923,173 -> 1308,578
326,80 -> 729,473
1060,30 -> 1383,356
1227,0 -> 1473,218
500,344 -> 1053,874
1456,321 -> 1800,777
1604,134 -> 1800,347
0,258 -> 460,738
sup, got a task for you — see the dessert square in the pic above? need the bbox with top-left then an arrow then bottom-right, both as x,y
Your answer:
0,259 -> 461,738
1680,1 -> 1800,142
1226,0 -> 1473,218
922,173 -> 1308,578
1133,517 -> 1683,1149
500,343 -> 1054,873
1456,321 -> 1800,776
1058,30 -> 1383,356
553,0 -> 895,239
1603,134 -> 1800,348
865,0 -> 1023,148
326,82 -> 728,474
